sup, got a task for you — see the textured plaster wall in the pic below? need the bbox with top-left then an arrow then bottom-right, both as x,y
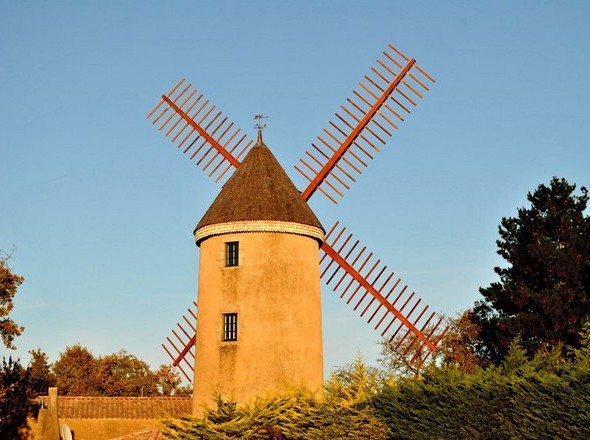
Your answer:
56,418 -> 159,440
193,230 -> 323,413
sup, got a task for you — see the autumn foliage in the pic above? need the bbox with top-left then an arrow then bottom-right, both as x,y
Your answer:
0,253 -> 24,350
52,344 -> 190,397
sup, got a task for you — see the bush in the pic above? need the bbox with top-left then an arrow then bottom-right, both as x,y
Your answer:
371,342 -> 590,439
162,386 -> 389,439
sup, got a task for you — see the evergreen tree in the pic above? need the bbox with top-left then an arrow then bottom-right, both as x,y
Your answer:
27,349 -> 56,396
473,177 -> 590,363
325,355 -> 383,405
371,339 -> 590,440
163,386 -> 389,439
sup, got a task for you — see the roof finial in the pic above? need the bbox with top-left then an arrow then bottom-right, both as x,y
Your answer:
254,114 -> 268,145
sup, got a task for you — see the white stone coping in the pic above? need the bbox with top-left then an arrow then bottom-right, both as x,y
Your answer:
194,221 -> 325,246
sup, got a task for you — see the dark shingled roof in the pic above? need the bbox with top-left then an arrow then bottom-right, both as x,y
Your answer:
195,136 -> 323,233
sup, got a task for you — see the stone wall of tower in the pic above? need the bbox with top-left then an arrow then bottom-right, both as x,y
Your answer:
192,229 -> 323,413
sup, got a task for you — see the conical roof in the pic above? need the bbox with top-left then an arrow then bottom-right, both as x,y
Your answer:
195,134 -> 324,238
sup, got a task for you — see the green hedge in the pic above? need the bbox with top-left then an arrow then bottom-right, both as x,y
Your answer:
161,387 -> 389,439
372,360 -> 590,439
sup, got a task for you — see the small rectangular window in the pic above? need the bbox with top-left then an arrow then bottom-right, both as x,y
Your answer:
223,313 -> 238,341
226,241 -> 239,267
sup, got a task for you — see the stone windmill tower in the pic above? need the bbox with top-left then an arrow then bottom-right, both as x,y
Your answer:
147,43 -> 448,413
192,131 -> 325,409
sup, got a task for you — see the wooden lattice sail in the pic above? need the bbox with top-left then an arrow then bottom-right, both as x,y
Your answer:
147,79 -> 252,183
162,302 -> 197,382
321,222 -> 447,366
295,44 -> 435,204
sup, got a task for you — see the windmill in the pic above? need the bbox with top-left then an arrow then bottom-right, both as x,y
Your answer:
147,43 -> 448,411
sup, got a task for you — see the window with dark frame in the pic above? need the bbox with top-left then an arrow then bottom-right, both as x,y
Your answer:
223,313 -> 238,342
225,241 -> 239,267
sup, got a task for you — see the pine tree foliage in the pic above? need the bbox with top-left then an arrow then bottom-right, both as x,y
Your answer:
325,355 -> 384,406
161,343 -> 590,439
162,370 -> 390,439
162,340 -> 590,440
501,337 -> 529,374
473,177 -> 590,362
569,321 -> 590,367
371,338 -> 590,439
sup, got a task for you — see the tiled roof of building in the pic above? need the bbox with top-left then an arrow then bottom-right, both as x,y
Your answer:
51,396 -> 191,419
195,135 -> 323,236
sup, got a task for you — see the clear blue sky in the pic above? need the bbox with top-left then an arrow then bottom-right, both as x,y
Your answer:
2,1 -> 589,376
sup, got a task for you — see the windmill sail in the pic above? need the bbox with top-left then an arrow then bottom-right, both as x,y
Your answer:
147,79 -> 254,183
162,302 -> 197,382
295,44 -> 435,204
321,222 -> 448,365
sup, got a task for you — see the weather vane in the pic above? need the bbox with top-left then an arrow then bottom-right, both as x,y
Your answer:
254,114 -> 268,131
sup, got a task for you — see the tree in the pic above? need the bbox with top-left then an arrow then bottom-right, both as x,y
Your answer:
371,339 -> 590,440
156,364 -> 191,397
325,355 -> 383,406
0,252 -> 24,349
94,350 -> 158,396
52,344 -> 192,397
53,344 -> 98,395
379,336 -> 428,378
380,312 -> 485,376
53,345 -> 176,397
473,177 -> 590,363
27,349 -> 56,396
438,310 -> 485,372
0,358 -> 34,439
162,386 -> 390,439
378,321 -> 450,377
